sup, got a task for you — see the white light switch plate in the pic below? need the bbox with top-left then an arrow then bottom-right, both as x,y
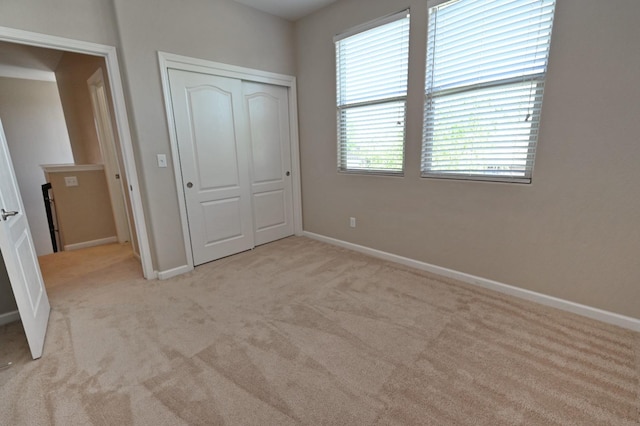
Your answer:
157,154 -> 167,168
64,176 -> 78,187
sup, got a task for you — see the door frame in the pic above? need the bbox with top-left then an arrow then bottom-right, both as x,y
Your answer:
158,52 -> 303,271
0,26 -> 154,279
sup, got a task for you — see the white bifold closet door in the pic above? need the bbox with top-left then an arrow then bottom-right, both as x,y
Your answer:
168,69 -> 294,266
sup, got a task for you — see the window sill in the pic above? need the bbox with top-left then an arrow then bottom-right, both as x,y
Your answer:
421,173 -> 531,184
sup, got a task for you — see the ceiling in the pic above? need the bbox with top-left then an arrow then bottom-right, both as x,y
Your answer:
233,0 -> 338,21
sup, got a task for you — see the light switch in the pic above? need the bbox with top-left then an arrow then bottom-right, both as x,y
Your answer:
157,154 -> 167,168
64,176 -> 78,187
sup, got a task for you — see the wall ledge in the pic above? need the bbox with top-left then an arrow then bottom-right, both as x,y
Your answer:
41,164 -> 104,173
303,231 -> 640,332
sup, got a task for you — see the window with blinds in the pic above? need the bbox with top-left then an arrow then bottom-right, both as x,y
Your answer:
422,0 -> 556,183
335,11 -> 410,174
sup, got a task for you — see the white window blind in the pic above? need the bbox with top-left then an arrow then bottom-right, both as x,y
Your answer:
336,11 -> 410,174
422,0 -> 556,183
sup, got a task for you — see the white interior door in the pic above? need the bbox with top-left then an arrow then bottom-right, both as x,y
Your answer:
243,82 -> 294,245
88,68 -> 131,244
0,119 -> 50,359
169,69 -> 254,265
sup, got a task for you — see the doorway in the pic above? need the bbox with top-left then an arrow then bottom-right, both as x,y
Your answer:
0,26 -> 152,278
0,26 -> 152,359
0,48 -> 131,256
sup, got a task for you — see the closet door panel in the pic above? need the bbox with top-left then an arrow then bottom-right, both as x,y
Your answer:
243,82 -> 295,245
169,69 -> 254,265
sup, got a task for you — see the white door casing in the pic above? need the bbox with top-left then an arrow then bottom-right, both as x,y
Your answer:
0,119 -> 50,359
243,82 -> 294,245
168,70 -> 255,265
87,68 -> 132,244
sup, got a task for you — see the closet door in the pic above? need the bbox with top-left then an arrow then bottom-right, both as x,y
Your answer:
168,69 -> 254,265
243,82 -> 295,245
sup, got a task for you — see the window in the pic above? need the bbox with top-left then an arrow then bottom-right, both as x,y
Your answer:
422,0 -> 556,183
335,11 -> 410,174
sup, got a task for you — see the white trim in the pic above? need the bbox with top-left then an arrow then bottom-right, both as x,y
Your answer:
0,65 -> 55,82
157,264 -> 194,280
0,25 -> 154,279
303,231 -> 640,332
157,51 -> 304,270
41,164 -> 104,173
64,236 -> 117,251
334,9 -> 410,42
159,52 -> 297,87
288,80 -> 304,236
0,310 -> 20,326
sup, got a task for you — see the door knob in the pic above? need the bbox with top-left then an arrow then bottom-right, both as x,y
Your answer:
286,171 -> 290,176
1,209 -> 18,221
186,182 -> 193,188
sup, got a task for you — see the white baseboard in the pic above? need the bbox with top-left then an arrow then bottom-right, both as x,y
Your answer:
0,310 -> 20,326
303,231 -> 640,332
64,236 -> 117,251
157,264 -> 193,280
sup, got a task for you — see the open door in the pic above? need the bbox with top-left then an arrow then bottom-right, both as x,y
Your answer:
87,68 -> 131,245
0,118 -> 50,359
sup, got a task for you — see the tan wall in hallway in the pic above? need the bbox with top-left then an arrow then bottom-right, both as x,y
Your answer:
53,52 -> 139,254
55,53 -> 108,165
48,170 -> 116,248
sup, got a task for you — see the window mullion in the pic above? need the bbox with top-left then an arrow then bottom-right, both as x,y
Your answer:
427,73 -> 546,99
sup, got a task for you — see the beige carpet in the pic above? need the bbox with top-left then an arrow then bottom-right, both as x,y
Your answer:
0,237 -> 638,425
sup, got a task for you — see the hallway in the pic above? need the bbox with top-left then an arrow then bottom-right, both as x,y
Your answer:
0,243 -> 139,368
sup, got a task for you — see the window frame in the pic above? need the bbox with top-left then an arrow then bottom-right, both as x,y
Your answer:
421,0 -> 556,184
335,10 -> 411,176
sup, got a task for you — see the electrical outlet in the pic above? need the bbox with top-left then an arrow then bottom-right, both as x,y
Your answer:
64,176 -> 78,187
349,217 -> 356,228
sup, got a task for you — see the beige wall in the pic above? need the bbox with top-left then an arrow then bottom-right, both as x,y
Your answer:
54,52 -> 139,255
295,0 -> 640,318
0,252 -> 18,317
0,0 -> 119,46
0,77 -> 74,256
111,0 -> 296,270
48,170 -> 116,247
55,52 -> 106,164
